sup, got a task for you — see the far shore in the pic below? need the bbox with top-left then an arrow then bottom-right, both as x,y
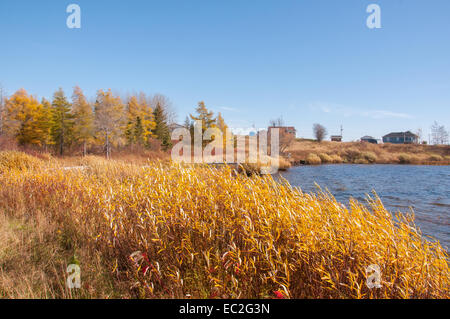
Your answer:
285,139 -> 450,167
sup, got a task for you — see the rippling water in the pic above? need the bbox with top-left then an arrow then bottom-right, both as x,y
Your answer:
275,165 -> 450,249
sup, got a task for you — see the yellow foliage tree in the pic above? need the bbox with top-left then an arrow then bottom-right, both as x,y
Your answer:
72,86 -> 94,156
4,89 -> 50,146
125,93 -> 155,146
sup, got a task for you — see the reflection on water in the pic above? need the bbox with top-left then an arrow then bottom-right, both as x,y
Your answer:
275,164 -> 450,249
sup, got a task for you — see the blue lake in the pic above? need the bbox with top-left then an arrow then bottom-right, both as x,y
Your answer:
275,164 -> 450,249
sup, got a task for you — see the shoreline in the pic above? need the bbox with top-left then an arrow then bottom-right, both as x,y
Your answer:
288,160 -> 450,167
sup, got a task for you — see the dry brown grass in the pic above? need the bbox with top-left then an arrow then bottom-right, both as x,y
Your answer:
0,152 -> 448,299
289,140 -> 450,165
306,153 -> 322,165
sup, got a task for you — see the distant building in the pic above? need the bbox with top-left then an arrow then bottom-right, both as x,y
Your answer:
382,131 -> 419,144
266,126 -> 296,144
361,136 -> 378,144
331,135 -> 342,142
168,123 -> 186,132
268,126 -> 296,138
168,123 -> 187,144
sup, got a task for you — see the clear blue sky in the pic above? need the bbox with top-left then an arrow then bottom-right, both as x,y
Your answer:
1,0 -> 449,141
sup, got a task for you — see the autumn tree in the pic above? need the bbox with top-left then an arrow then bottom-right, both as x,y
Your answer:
38,98 -> 55,149
189,101 -> 217,147
94,89 -> 124,159
125,94 -> 156,147
4,89 -> 46,145
72,86 -> 94,156
190,101 -> 215,131
51,88 -> 74,155
0,85 -> 6,135
313,123 -> 327,142
216,112 -> 233,152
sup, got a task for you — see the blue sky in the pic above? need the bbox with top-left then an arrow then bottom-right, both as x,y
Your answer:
0,0 -> 449,141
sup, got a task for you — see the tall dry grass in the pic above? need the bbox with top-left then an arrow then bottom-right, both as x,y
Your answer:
289,140 -> 450,165
0,152 -> 448,299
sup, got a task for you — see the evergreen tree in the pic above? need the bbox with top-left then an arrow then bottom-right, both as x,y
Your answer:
51,88 -> 74,155
134,116 -> 144,145
152,101 -> 171,150
183,116 -> 191,129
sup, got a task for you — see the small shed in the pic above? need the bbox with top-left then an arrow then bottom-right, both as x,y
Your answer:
331,135 -> 342,142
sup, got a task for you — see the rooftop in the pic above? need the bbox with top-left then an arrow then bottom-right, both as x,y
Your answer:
383,131 -> 418,138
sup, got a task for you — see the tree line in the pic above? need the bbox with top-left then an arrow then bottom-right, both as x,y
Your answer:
0,86 -> 174,157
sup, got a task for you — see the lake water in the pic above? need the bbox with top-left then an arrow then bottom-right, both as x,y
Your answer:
275,165 -> 450,249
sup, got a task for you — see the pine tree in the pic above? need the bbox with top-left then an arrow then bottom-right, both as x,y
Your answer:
51,88 -> 74,155
152,101 -> 171,150
183,116 -> 191,129
94,89 -> 124,159
72,86 -> 94,156
134,116 -> 144,145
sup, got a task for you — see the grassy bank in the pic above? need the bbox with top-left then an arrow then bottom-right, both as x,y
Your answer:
0,151 -> 448,299
289,140 -> 450,165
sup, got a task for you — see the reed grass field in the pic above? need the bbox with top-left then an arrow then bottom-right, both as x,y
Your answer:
0,151 -> 448,299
